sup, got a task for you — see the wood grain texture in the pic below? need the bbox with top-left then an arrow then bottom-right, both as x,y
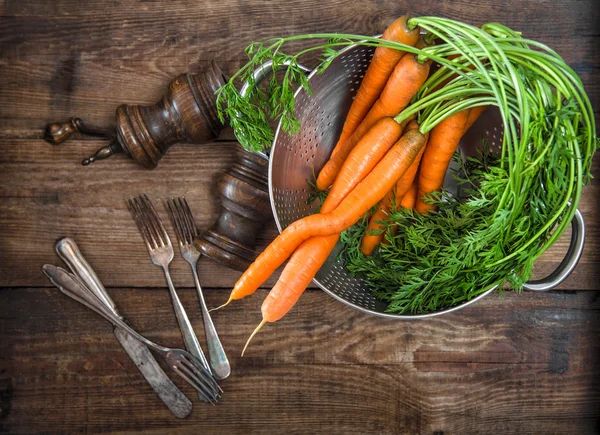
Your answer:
1,0 -> 599,433
0,138 -> 598,289
1,288 -> 599,433
0,139 -> 284,288
0,0 -> 598,137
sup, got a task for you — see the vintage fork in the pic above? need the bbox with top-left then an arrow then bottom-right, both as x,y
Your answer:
42,264 -> 221,404
127,194 -> 211,378
166,198 -> 231,380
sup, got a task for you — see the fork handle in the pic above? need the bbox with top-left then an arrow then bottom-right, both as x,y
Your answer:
161,265 -> 211,372
191,262 -> 231,380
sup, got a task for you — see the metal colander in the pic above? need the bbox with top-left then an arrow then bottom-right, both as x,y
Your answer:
261,43 -> 585,318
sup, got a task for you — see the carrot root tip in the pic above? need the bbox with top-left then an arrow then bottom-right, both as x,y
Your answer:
241,319 -> 267,357
209,296 -> 233,313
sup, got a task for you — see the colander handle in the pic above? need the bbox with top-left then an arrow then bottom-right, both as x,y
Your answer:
239,60 -> 311,159
523,208 -> 585,292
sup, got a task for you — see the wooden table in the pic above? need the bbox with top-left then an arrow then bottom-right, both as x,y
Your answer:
1,1 -> 599,433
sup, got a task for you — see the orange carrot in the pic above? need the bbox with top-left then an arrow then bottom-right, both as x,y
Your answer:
317,114 -> 414,193
400,179 -> 418,209
331,16 -> 420,157
241,129 -> 426,354
316,42 -> 430,190
382,178 -> 419,246
464,105 -> 488,131
414,104 -> 487,214
241,235 -> 340,355
215,117 -> 406,310
360,189 -> 399,256
263,235 -> 338,322
415,109 -> 471,214
361,106 -> 487,258
392,120 -> 427,197
239,118 -> 412,351
234,129 -> 426,308
360,120 -> 426,255
323,118 -> 405,208
248,118 -> 409,315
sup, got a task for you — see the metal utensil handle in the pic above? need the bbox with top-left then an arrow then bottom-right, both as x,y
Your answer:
55,237 -> 118,314
523,208 -> 585,291
46,254 -> 193,419
239,59 -> 311,159
191,262 -> 230,380
42,265 -> 168,354
161,266 -> 211,372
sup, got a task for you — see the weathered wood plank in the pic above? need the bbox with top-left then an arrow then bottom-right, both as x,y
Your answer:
1,288 -> 599,433
1,0 -> 599,433
3,0 -> 597,51
0,0 -> 598,136
4,0 -> 596,23
0,139 -> 280,288
0,138 -> 598,289
0,59 -> 597,139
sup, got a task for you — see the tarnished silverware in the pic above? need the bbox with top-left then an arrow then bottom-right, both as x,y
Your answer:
42,265 -> 222,404
166,198 -> 230,380
127,195 -> 211,385
54,237 -> 193,418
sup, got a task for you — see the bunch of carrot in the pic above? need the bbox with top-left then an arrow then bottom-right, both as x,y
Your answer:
216,16 -> 487,352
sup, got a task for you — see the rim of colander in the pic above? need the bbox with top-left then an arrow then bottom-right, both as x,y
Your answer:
267,40 -> 498,319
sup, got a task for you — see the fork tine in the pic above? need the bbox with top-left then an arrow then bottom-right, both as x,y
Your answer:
176,363 -> 218,404
181,354 -> 223,395
166,199 -> 186,246
180,197 -> 199,240
172,364 -> 215,404
140,195 -> 168,248
173,198 -> 192,245
175,198 -> 194,244
137,195 -> 163,247
177,356 -> 221,397
128,198 -> 157,252
133,196 -> 161,250
142,194 -> 171,248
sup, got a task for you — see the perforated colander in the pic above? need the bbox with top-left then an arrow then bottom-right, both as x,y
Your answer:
256,43 -> 585,318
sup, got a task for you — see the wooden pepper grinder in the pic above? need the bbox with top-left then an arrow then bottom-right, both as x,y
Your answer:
195,145 -> 271,271
45,60 -> 227,168
44,60 -> 272,270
